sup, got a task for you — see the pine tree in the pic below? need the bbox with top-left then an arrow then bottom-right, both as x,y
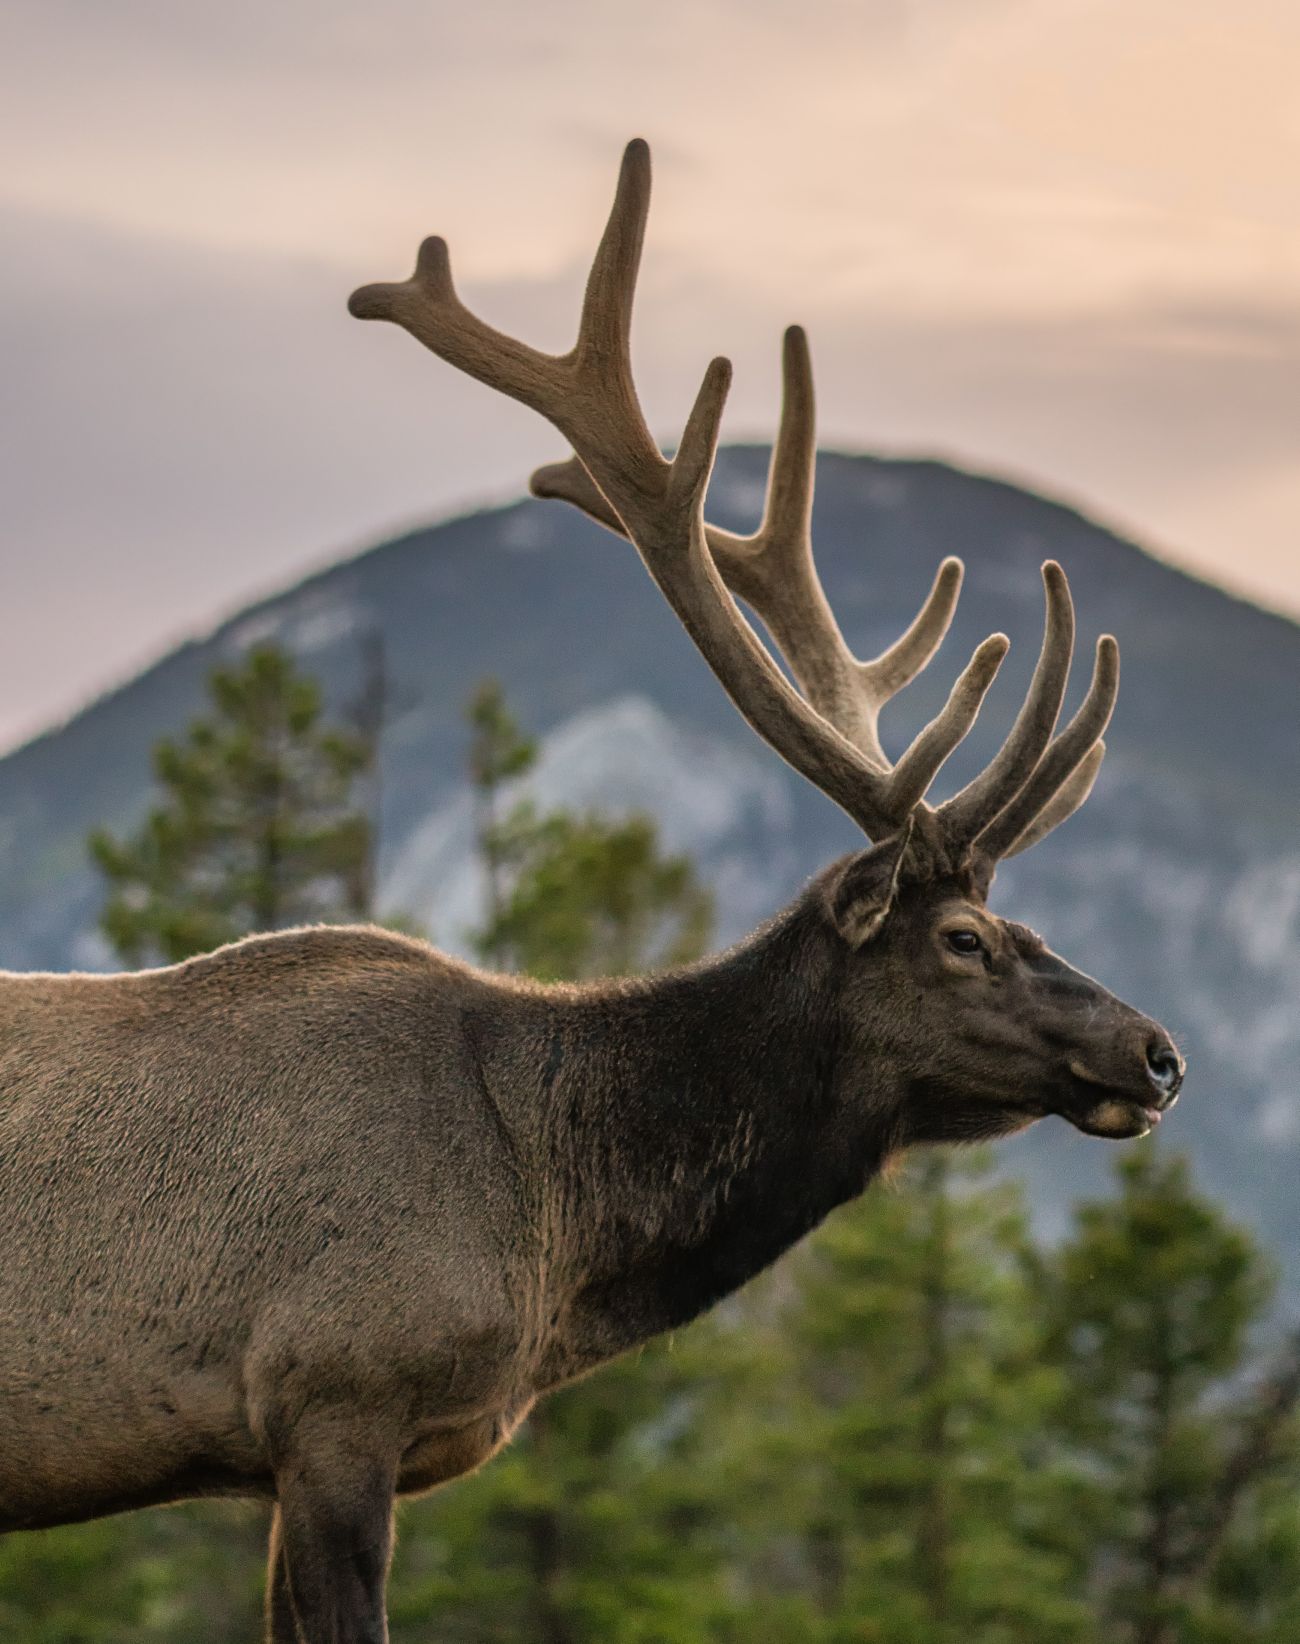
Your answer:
1041,1145 -> 1300,1644
466,679 -> 712,979
745,1150 -> 1095,1644
90,645 -> 371,965
466,678 -> 537,962
1196,1455 -> 1300,1643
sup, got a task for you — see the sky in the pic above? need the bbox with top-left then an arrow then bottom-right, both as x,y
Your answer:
1,0 -> 1297,751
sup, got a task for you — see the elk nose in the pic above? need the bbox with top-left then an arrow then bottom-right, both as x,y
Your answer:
1145,1037 -> 1184,1106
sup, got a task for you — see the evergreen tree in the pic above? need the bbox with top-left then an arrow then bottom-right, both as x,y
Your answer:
90,645 -> 371,965
466,678 -> 537,961
466,679 -> 712,979
479,806 -> 713,981
748,1149 -> 1094,1644
1197,1456 -> 1300,1644
1041,1146 -> 1300,1644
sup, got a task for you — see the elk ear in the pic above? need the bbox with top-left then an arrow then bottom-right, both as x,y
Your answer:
827,821 -> 915,947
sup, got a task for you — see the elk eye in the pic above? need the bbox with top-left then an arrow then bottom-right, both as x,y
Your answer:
946,929 -> 984,956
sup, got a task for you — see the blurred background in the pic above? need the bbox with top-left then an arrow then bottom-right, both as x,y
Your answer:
2,1 -> 1299,1639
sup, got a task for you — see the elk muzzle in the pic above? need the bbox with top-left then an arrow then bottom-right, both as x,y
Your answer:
1064,1018 -> 1184,1140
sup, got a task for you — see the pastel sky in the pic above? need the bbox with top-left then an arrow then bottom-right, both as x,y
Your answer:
2,0 -> 1297,750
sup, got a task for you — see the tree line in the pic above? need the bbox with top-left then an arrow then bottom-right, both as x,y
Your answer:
2,643 -> 1298,1643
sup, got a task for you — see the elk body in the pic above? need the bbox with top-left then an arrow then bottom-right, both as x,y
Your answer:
0,141 -> 1183,1642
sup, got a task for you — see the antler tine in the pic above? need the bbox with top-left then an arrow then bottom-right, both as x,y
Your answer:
577,141 -> 648,365
532,453 -> 623,530
937,561 -> 1074,844
715,324 -> 882,760
858,558 -> 964,701
349,235 -> 560,424
885,635 -> 1010,817
976,636 -> 1119,861
725,326 -> 975,783
532,326 -> 872,752
533,329 -> 870,745
1001,741 -> 1105,859
570,138 -> 667,504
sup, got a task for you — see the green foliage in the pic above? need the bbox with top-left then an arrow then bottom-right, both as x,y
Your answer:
0,1504 -> 265,1642
466,679 -> 712,978
90,645 -> 371,965
466,679 -> 538,966
1198,1475 -> 1300,1643
478,805 -> 713,981
733,1152 -> 1095,1644
1039,1146 -> 1294,1644
467,678 -> 537,794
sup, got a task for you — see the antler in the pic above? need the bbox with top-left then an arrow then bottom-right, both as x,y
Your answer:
532,325 -> 965,777
350,139 -> 1117,864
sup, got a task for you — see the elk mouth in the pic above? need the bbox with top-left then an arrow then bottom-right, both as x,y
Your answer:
1063,1096 -> 1165,1140
1055,1066 -> 1179,1140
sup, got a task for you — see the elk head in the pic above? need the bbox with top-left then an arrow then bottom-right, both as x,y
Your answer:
350,139 -> 1183,1146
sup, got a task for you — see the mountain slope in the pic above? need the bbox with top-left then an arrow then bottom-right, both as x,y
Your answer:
3,448 -> 1297,1266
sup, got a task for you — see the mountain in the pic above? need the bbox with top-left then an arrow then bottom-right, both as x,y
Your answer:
3,447 -> 1297,1272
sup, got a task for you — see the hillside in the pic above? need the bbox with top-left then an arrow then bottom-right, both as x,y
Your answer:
3,447 -> 1297,1264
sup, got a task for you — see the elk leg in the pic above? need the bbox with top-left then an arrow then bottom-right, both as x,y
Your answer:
269,1434 -> 396,1644
265,1507 -> 303,1644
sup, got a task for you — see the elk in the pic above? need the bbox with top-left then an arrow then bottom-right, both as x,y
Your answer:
0,139 -> 1182,1643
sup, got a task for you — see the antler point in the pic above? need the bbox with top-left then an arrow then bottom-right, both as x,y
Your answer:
969,634 -> 1009,685
414,236 -> 452,289
621,139 -> 652,192
347,283 -> 389,321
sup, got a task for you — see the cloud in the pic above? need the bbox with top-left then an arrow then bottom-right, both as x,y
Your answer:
0,0 -> 1296,746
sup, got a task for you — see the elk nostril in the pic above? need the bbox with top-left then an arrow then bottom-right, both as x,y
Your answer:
1145,1039 -> 1181,1097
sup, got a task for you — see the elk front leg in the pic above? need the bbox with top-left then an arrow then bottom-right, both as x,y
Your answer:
265,1507 -> 301,1644
264,1425 -> 396,1644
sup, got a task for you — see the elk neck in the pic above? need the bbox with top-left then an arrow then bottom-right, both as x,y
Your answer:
483,880 -> 907,1370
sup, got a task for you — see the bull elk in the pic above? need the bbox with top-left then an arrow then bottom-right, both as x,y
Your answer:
0,140 -> 1182,1641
